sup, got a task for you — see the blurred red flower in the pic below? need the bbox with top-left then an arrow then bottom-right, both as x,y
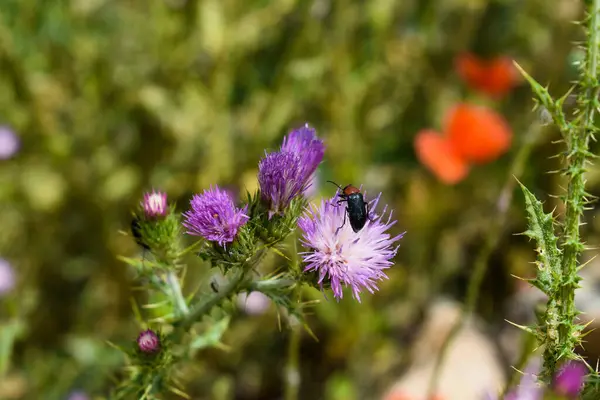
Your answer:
445,104 -> 512,164
414,129 -> 469,185
414,104 -> 512,184
455,52 -> 518,98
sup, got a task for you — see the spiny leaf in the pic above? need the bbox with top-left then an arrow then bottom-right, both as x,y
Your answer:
518,181 -> 562,293
513,61 -> 554,109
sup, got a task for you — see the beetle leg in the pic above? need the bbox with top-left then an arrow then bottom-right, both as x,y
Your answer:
332,199 -> 347,208
335,207 -> 348,234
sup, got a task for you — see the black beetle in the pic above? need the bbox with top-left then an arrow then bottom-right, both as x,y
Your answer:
327,181 -> 372,233
130,216 -> 150,250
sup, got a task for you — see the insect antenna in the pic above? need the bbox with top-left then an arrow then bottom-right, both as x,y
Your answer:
326,180 -> 344,191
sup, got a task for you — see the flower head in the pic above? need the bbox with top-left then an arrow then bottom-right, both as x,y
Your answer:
0,258 -> 15,296
183,185 -> 249,246
258,151 -> 307,217
298,192 -> 404,302
258,124 -> 325,217
553,360 -> 586,398
141,189 -> 168,218
0,126 -> 20,160
280,124 -> 325,179
137,329 -> 160,353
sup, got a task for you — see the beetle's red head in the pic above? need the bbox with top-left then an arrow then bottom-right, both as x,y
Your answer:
342,185 -> 360,196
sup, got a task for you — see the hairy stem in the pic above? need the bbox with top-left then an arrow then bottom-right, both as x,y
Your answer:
165,271 -> 189,317
171,269 -> 246,338
427,122 -> 543,397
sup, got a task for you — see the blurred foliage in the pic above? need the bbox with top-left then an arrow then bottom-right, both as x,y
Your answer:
1,0 -> 598,399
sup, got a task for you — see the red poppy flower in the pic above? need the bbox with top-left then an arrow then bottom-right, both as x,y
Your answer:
414,129 -> 470,185
455,52 -> 518,98
445,103 -> 512,164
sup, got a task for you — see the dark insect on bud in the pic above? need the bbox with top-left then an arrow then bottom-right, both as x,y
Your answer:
210,280 -> 219,293
130,216 -> 150,250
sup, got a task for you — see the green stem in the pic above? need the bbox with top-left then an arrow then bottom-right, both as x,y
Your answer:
542,0 -> 600,377
165,271 -> 189,316
426,123 -> 543,397
171,269 -> 246,337
249,277 -> 296,292
284,231 -> 302,400
284,299 -> 302,400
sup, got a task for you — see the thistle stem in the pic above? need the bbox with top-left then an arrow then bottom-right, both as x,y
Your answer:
284,317 -> 301,400
542,0 -> 600,377
165,271 -> 189,316
171,269 -> 246,336
249,277 -> 296,291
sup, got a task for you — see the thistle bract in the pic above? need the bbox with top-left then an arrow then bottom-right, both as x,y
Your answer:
298,192 -> 404,302
183,185 -> 249,246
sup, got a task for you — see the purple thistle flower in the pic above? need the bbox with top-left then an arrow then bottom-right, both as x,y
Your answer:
0,258 -> 15,296
137,329 -> 160,353
141,189 -> 168,218
553,360 -> 586,398
258,124 -> 325,217
0,126 -> 20,160
183,185 -> 249,246
258,151 -> 306,218
280,123 -> 325,178
298,192 -> 404,302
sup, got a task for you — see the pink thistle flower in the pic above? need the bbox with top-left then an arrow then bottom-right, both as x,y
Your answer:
141,189 -> 168,218
298,191 -> 404,302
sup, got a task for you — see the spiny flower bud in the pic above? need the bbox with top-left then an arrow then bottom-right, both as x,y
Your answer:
141,190 -> 168,219
137,329 -> 160,353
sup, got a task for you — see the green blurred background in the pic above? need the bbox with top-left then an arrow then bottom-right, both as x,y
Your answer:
2,0 -> 599,399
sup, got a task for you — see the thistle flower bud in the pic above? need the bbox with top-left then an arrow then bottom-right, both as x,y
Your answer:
137,329 -> 160,353
141,190 -> 168,219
